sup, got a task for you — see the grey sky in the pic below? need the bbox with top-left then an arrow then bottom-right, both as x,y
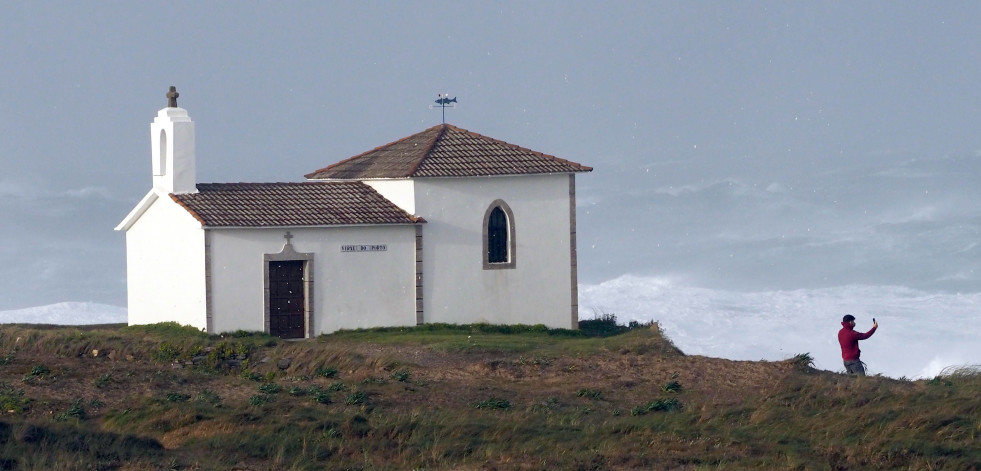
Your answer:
2,2 -> 980,309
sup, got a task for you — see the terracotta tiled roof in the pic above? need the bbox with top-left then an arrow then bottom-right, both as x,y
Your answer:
304,124 -> 593,179
171,182 -> 423,227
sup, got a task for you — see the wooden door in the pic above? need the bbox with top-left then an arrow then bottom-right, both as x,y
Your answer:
269,260 -> 305,339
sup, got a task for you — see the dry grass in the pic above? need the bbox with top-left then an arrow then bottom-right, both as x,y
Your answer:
0,321 -> 978,470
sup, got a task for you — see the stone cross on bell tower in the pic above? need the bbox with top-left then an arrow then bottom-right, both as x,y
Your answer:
166,86 -> 179,108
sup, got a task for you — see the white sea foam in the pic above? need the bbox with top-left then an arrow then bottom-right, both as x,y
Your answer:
578,275 -> 981,379
0,302 -> 126,325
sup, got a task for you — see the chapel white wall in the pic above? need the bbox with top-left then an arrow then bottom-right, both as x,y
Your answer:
364,180 -> 415,214
413,174 -> 575,329
125,196 -> 208,330
207,226 -> 418,335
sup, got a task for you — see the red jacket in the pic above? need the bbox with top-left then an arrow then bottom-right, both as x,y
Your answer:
838,322 -> 877,361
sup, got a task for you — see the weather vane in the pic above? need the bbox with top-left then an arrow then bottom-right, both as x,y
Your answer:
430,93 -> 457,124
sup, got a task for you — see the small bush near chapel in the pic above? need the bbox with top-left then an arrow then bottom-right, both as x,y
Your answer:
578,313 -> 628,337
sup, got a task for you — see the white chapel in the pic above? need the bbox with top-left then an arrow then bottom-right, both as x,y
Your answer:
116,88 -> 592,338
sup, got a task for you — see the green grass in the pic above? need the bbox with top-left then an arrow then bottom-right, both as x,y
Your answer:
321,319 -> 682,358
122,321 -> 209,339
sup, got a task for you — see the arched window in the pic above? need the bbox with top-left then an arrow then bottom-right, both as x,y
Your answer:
483,200 -> 515,269
488,207 -> 508,263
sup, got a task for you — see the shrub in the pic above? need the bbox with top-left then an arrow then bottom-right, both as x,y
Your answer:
345,391 -> 368,405
315,366 -> 338,378
662,381 -> 682,393
258,383 -> 282,394
326,382 -> 348,392
576,388 -> 603,399
791,353 -> 815,372
165,392 -> 191,402
578,313 -> 627,337
248,394 -> 271,406
313,391 -> 332,404
631,398 -> 681,415
473,397 -> 511,410
391,369 -> 410,382
651,398 -> 681,411
28,364 -> 50,377
55,399 -> 86,421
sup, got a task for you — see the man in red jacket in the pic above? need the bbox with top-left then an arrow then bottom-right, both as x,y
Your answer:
838,314 -> 878,375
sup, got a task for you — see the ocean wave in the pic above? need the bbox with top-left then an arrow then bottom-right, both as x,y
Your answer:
578,275 -> 981,379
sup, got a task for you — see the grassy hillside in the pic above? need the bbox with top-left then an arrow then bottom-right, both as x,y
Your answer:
0,319 -> 978,470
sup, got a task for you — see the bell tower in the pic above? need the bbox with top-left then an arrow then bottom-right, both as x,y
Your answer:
150,86 -> 196,194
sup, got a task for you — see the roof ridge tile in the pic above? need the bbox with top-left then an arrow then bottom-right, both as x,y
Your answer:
305,124 -> 591,180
